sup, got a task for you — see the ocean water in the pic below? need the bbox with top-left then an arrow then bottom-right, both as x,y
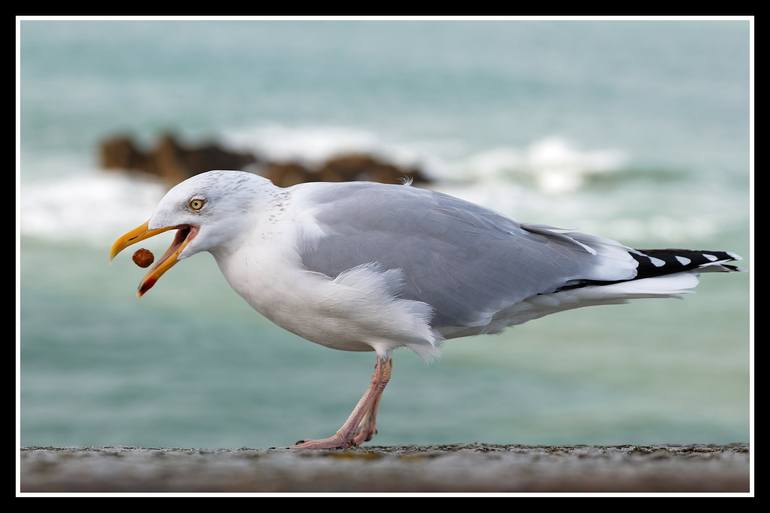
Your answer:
20,20 -> 750,448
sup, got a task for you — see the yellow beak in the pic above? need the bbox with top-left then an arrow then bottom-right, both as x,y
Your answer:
110,221 -> 198,297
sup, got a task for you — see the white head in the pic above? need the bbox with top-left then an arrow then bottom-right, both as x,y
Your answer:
110,170 -> 276,296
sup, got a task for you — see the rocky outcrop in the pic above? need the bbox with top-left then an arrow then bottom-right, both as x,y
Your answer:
98,133 -> 433,188
320,153 -> 429,185
99,135 -> 147,171
258,162 -> 314,188
260,153 -> 431,188
99,133 -> 260,187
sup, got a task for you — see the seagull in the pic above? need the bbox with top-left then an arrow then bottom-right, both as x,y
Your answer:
110,170 -> 742,449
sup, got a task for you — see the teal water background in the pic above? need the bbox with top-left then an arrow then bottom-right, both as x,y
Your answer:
20,20 -> 750,447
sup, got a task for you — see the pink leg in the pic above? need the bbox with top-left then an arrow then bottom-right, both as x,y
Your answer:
352,359 -> 392,445
294,357 -> 392,450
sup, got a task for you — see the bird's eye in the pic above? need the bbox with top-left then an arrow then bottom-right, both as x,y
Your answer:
188,198 -> 206,211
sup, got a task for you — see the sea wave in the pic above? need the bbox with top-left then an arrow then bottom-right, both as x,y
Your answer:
19,168 -> 722,249
20,172 -> 166,246
223,124 -> 386,165
19,126 -> 731,248
450,137 -> 628,194
221,123 -> 451,180
222,124 -> 629,194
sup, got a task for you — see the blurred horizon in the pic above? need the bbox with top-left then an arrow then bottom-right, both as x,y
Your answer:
20,19 -> 750,448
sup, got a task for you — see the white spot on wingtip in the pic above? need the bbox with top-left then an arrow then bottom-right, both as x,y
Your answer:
703,254 -> 718,261
675,256 -> 691,265
727,251 -> 743,261
649,256 -> 665,267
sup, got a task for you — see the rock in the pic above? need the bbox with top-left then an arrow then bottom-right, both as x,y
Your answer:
97,133 -> 433,188
259,162 -> 313,188
145,133 -> 189,185
178,141 -> 260,179
318,153 -> 431,185
99,135 -> 147,171
98,132 -> 260,187
260,153 -> 434,187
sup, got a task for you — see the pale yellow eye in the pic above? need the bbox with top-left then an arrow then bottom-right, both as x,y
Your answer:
188,198 -> 205,211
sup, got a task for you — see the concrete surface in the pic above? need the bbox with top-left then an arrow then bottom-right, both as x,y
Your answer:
20,443 -> 750,493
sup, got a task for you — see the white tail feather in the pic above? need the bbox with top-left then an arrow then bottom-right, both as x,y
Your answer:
486,271 -> 702,330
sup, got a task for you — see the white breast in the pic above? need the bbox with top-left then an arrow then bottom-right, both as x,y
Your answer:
210,188 -> 439,359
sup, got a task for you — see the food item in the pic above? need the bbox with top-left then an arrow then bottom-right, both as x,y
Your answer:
132,248 -> 154,268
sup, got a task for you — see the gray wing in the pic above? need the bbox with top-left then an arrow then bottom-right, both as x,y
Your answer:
297,182 -> 635,331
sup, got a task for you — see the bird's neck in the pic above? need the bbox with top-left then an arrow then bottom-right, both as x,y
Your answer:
209,186 -> 292,261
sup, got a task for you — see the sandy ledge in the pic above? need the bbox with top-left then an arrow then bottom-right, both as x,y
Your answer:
21,443 -> 749,493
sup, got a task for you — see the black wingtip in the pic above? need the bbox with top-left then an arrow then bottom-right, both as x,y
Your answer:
632,249 -> 742,279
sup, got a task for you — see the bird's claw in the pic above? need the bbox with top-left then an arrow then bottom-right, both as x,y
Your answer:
293,435 -> 357,450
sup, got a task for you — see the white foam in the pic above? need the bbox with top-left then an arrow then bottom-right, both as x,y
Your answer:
221,123 -> 453,183
455,136 -> 627,194
221,123 -> 443,170
223,124 -> 383,165
17,127 -> 728,249
21,171 -> 166,247
222,125 -> 628,195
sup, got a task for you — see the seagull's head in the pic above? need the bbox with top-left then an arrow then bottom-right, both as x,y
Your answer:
110,170 -> 272,296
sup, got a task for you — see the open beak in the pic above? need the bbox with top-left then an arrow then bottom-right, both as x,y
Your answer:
110,221 -> 199,297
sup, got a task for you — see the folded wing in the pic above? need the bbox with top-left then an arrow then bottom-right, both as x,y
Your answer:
295,182 -> 639,334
